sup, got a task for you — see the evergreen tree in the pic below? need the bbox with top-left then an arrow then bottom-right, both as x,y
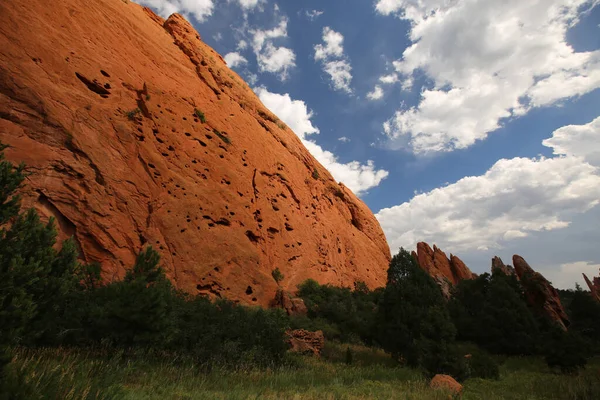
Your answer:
449,271 -> 540,355
90,246 -> 177,347
568,286 -> 600,353
377,248 -> 456,375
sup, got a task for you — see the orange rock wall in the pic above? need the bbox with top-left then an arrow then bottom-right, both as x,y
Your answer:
0,0 -> 390,306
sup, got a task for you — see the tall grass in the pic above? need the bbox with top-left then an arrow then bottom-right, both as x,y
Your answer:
3,345 -> 599,399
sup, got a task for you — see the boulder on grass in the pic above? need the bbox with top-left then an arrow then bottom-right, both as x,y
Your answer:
430,374 -> 462,395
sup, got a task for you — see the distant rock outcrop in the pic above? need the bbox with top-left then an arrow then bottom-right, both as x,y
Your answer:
513,255 -> 570,331
491,256 -> 515,276
412,242 -> 474,297
273,289 -> 308,316
0,0 -> 391,306
285,329 -> 325,356
582,270 -> 600,302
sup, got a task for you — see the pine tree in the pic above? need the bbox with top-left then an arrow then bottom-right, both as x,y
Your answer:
377,248 -> 456,375
449,271 -> 540,355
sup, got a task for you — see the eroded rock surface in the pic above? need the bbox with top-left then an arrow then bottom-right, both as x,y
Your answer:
583,270 -> 600,302
285,329 -> 325,356
273,289 -> 308,316
513,255 -> 570,330
412,242 -> 474,297
491,256 -> 515,276
0,0 -> 390,306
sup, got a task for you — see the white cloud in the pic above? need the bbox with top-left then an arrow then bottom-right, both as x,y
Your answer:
305,9 -> 324,21
255,87 -> 388,194
254,87 -> 320,137
314,27 -> 345,61
376,0 -> 600,154
138,0 -> 214,21
246,72 -> 258,86
237,40 -> 248,50
323,60 -> 353,93
543,116 -> 600,165
367,85 -> 384,100
338,136 -> 351,143
224,52 -> 248,68
543,261 -> 600,290
314,27 -> 354,93
250,19 -> 296,80
379,74 -> 398,84
237,0 -> 264,10
376,117 -> 600,253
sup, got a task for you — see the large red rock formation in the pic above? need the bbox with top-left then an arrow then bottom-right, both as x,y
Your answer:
491,256 -> 515,276
583,270 -> 600,302
0,0 -> 391,306
513,255 -> 570,330
412,242 -> 474,297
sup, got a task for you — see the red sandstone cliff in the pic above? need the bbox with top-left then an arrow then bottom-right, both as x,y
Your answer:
513,255 -> 570,331
412,242 -> 474,297
0,0 -> 391,306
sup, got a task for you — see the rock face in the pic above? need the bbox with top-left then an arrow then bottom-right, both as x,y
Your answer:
513,255 -> 570,330
0,0 -> 391,306
430,374 -> 462,394
272,289 -> 308,316
412,242 -> 474,297
285,329 -> 325,356
491,256 -> 515,276
583,270 -> 600,302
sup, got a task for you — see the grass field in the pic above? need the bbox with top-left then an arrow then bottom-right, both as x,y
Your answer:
4,343 -> 600,399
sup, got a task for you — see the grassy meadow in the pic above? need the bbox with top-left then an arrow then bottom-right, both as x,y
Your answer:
4,343 -> 599,400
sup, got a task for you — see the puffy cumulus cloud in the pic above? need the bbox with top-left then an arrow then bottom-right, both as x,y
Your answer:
314,27 -> 345,60
314,28 -> 354,93
224,52 -> 248,68
137,0 -> 213,21
254,87 -> 319,136
250,19 -> 296,80
367,85 -> 384,100
323,60 -> 353,93
543,116 -> 600,165
376,117 -> 600,253
375,0 -> 600,154
255,87 -> 388,194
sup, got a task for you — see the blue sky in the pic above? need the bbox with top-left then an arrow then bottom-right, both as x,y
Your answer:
139,0 -> 600,288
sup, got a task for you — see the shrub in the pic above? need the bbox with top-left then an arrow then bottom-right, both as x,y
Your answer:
543,328 -> 588,374
125,108 -> 141,120
194,108 -> 206,123
297,279 -> 382,344
466,349 -> 500,380
312,168 -> 319,180
213,129 -> 231,144
272,268 -> 284,284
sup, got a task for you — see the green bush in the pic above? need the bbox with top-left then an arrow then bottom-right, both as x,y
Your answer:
543,328 -> 588,374
194,108 -> 206,123
466,349 -> 500,380
296,279 -> 382,344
